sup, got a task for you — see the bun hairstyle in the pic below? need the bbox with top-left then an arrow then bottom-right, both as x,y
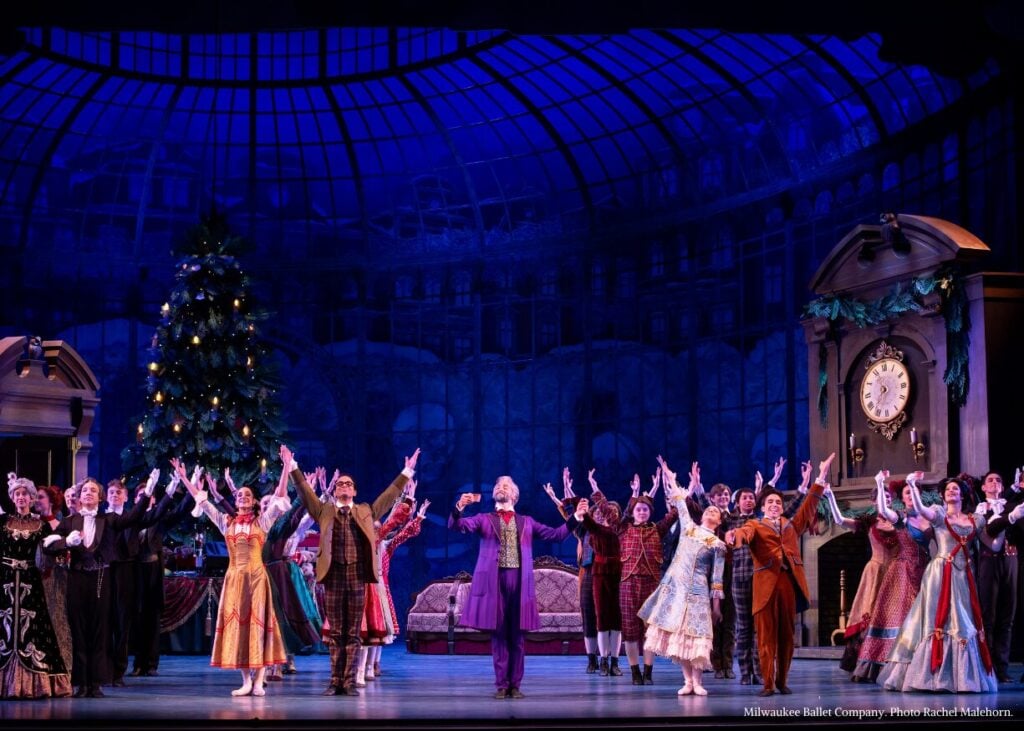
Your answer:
7,472 -> 39,502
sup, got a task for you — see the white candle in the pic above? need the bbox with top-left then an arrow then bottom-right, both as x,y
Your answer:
849,432 -> 855,450
910,428 -> 918,445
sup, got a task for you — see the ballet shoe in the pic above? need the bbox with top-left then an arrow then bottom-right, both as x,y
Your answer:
231,685 -> 253,697
693,684 -> 708,696
251,686 -> 266,697
678,682 -> 693,695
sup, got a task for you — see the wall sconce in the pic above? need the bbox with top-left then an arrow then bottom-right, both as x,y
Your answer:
910,427 -> 926,463
848,432 -> 865,468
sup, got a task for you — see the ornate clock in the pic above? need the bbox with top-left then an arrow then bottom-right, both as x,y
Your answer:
858,341 -> 910,440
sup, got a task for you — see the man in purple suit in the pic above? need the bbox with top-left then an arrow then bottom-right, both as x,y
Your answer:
449,476 -> 580,699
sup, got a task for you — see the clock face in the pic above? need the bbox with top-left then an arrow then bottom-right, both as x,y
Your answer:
859,357 -> 910,423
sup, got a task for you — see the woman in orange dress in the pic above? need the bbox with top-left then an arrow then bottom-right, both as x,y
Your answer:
173,458 -> 290,697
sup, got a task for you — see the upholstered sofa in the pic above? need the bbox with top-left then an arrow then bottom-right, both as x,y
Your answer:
405,556 -> 584,654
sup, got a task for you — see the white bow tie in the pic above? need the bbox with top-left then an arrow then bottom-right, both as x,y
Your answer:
80,510 -> 98,518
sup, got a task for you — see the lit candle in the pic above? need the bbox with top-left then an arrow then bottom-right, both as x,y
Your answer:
910,428 -> 918,445
260,458 -> 267,476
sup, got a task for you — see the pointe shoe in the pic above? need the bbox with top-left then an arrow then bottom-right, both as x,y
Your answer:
365,666 -> 376,681
231,685 -> 253,697
693,684 -> 708,696
251,685 -> 266,697
678,682 -> 693,695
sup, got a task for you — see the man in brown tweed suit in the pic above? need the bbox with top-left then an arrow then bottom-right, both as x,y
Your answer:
283,444 -> 419,696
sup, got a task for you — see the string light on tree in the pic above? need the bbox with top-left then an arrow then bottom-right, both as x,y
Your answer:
120,210 -> 288,511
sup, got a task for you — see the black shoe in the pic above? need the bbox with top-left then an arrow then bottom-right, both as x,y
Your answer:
630,665 -> 643,686
87,686 -> 105,698
130,668 -> 144,677
758,688 -> 774,697
112,678 -> 126,687
643,664 -> 654,685
778,686 -> 793,695
740,675 -> 751,685
609,657 -> 622,677
322,684 -> 341,696
751,674 -> 762,685
508,687 -> 525,699
72,686 -> 87,698
145,670 -> 159,677
714,670 -> 724,679
494,688 -> 508,699
997,675 -> 1013,683
724,669 -> 736,679
585,653 -> 599,674
340,686 -> 360,696
598,657 -> 610,676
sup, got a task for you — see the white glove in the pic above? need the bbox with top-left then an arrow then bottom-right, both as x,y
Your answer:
167,474 -> 182,497
1008,502 -> 1024,524
42,534 -> 63,548
190,490 -> 208,518
65,530 -> 83,547
145,468 -> 160,497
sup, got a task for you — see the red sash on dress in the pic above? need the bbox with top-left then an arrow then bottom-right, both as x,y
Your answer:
930,517 -> 993,674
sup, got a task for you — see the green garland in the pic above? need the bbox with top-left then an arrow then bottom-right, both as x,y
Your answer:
804,264 -> 970,427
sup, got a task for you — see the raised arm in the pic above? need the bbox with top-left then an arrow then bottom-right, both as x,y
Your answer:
370,448 -> 418,520
280,445 -> 326,523
874,470 -> 897,522
798,460 -> 812,495
790,453 -> 834,535
823,486 -> 858,529
657,455 -> 693,530
905,471 -> 937,523
171,458 -> 228,536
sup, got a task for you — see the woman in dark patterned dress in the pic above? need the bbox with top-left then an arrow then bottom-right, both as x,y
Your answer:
34,485 -> 74,674
1,474 -> 72,698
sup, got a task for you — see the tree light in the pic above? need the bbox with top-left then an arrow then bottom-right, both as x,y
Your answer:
192,335 -> 201,345
155,391 -> 164,403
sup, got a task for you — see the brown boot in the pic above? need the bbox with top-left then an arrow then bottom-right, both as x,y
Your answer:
630,665 -> 643,685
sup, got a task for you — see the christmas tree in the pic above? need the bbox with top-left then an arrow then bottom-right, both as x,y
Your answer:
121,212 -> 287,494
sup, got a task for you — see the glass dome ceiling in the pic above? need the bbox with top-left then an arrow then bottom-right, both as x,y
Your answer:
0,26 -> 999,257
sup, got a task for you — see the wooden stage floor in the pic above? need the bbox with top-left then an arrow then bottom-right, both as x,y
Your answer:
2,648 -> 1021,729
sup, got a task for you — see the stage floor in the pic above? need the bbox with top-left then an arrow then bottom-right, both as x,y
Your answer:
2,648 -> 1021,729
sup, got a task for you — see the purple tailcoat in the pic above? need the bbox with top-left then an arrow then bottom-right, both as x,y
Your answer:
448,510 -> 572,631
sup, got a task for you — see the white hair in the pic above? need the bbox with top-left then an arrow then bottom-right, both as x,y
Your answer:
7,472 -> 38,502
493,475 -> 520,504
